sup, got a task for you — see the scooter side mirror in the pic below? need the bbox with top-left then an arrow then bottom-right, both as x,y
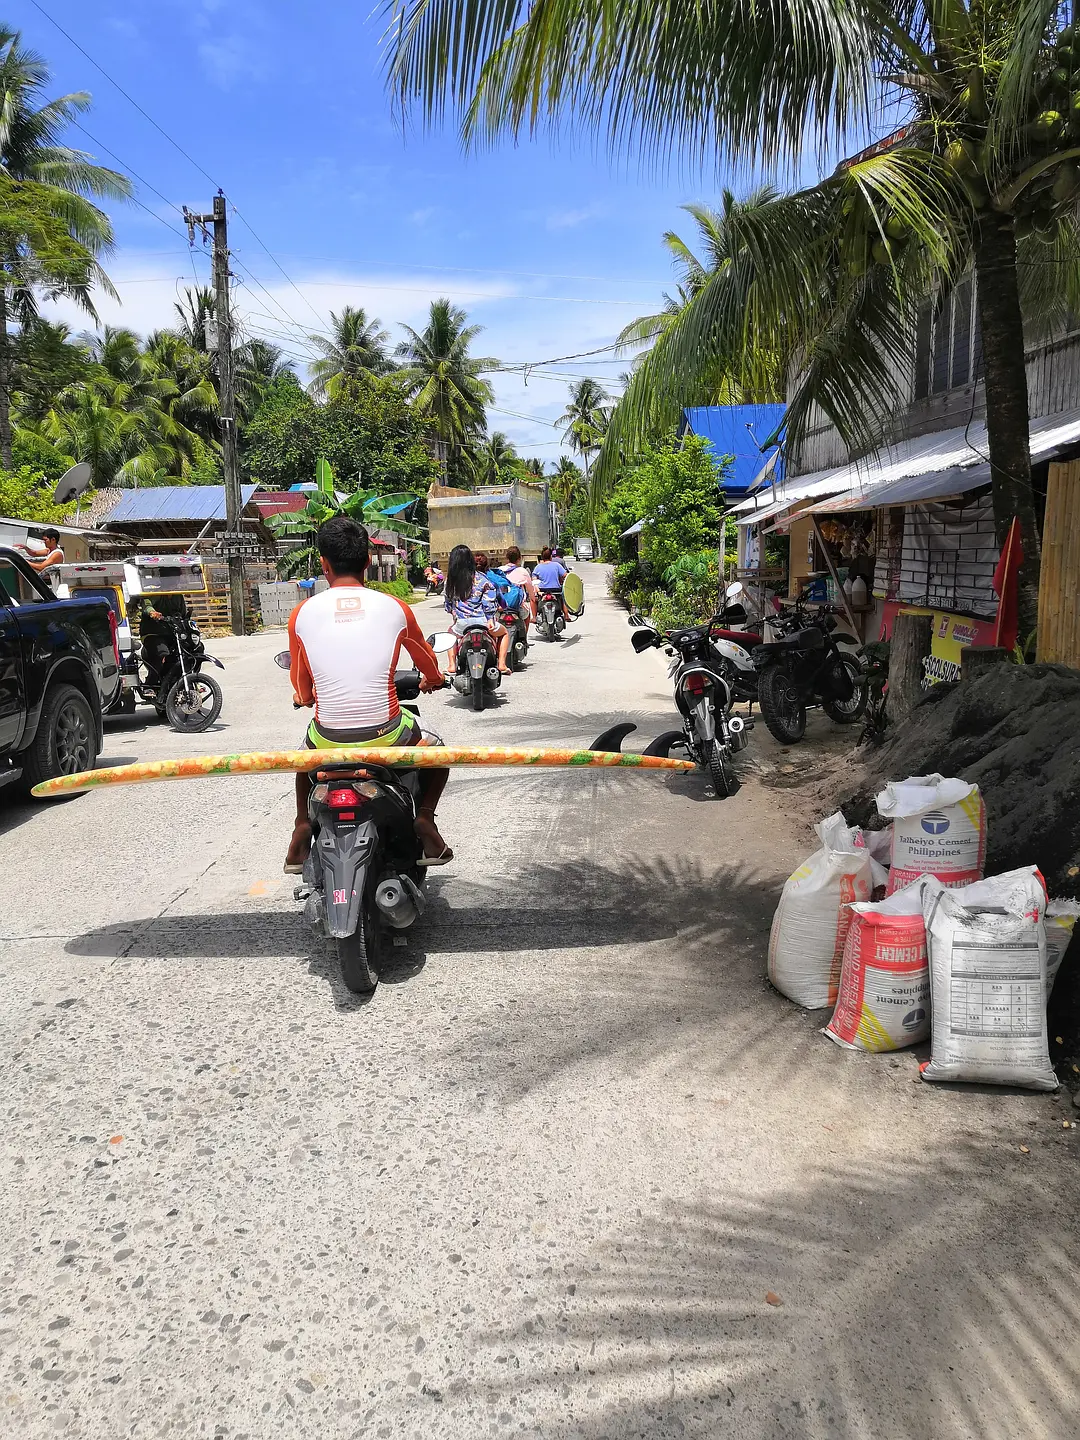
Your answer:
428,632 -> 457,655
628,612 -> 643,627
725,580 -> 744,600
274,650 -> 291,669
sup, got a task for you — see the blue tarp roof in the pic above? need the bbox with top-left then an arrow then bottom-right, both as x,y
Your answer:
680,405 -> 786,497
103,485 -> 259,524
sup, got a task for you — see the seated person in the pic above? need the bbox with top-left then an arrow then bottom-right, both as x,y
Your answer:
443,544 -> 511,675
532,546 -> 571,622
286,516 -> 451,873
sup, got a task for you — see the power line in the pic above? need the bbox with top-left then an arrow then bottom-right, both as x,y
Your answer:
229,209 -> 328,328
27,0 -> 221,189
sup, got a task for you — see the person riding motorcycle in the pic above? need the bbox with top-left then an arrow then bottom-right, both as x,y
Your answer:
499,545 -> 537,633
532,546 -> 571,624
284,516 -> 451,873
137,593 -> 190,682
443,544 -> 512,675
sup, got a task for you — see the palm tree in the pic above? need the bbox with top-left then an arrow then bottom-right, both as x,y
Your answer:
523,456 -> 546,477
0,27 -> 130,466
477,429 -> 518,485
173,287 -> 216,354
307,306 -> 393,398
387,2 -> 1080,629
395,298 -> 497,480
556,378 -> 609,479
235,337 -> 295,418
548,455 -> 583,513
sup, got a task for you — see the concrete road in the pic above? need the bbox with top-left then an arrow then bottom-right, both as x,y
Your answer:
2,563 -> 1077,1440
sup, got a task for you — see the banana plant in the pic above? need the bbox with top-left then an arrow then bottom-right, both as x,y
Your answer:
267,457 -> 425,579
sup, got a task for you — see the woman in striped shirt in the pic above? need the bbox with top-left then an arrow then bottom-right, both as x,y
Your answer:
444,544 -> 511,674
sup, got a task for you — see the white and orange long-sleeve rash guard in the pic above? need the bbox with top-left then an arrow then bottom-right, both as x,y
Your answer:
288,585 -> 443,730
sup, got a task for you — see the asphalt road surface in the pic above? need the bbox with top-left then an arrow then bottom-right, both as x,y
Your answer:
2,562 -> 1077,1439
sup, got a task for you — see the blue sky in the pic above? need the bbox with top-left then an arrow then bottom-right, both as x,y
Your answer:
12,0 -> 756,463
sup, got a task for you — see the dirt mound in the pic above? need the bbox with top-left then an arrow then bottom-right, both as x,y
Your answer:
838,663 -> 1080,898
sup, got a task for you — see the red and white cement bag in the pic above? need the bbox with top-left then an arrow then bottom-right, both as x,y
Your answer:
876,773 -> 986,894
767,813 -> 881,1009
921,867 -> 1056,1090
825,882 -> 929,1052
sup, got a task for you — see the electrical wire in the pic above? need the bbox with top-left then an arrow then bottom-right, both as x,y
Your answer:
26,0 -> 221,189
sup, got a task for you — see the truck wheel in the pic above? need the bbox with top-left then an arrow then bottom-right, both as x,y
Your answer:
22,683 -> 98,793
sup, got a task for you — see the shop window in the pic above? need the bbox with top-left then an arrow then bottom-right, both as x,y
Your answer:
914,280 -> 982,399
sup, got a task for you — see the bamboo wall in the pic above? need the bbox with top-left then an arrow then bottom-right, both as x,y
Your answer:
1037,460 -> 1080,667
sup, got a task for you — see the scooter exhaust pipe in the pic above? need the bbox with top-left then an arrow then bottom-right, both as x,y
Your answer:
374,875 -> 424,930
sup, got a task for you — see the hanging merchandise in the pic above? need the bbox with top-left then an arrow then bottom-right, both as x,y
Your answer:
921,867 -> 1057,1090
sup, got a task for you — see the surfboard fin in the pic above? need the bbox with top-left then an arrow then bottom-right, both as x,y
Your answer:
589,722 -> 637,753
642,730 -> 686,759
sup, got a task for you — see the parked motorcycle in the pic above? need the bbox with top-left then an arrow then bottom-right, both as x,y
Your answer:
499,605 -> 529,672
273,653 -> 442,995
112,608 -> 224,732
536,589 -> 566,641
627,612 -> 750,797
752,600 -> 868,744
706,581 -> 762,706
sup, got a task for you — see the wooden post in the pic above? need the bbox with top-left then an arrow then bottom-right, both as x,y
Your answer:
888,612 -> 933,725
960,645 -> 1010,682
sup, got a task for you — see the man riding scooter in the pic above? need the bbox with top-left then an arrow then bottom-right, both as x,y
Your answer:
285,517 -> 451,873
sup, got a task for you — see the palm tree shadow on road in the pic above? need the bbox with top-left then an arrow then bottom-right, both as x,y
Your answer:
453,1136 -> 1080,1440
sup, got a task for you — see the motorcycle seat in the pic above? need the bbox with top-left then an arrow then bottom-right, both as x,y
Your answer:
755,626 -> 825,653
711,628 -> 762,647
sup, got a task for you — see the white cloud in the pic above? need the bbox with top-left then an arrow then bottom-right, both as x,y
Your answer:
545,204 -> 606,232
198,35 -> 269,89
40,254 -> 633,463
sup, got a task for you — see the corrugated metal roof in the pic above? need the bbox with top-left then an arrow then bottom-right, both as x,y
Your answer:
102,485 -> 258,525
734,406 -> 1080,526
681,405 -> 786,495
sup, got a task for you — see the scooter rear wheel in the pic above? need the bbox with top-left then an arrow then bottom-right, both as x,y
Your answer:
472,679 -> 485,711
334,892 -> 382,994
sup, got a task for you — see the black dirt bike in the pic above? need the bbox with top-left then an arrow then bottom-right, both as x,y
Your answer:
114,611 -> 224,732
752,600 -> 867,744
626,612 -> 750,797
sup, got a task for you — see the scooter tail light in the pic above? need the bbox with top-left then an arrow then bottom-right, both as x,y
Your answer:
684,673 -> 709,698
327,787 -> 361,809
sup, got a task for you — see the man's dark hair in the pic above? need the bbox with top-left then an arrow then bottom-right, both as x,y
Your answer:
317,516 -> 370,577
505,545 -> 521,564
42,528 -> 61,545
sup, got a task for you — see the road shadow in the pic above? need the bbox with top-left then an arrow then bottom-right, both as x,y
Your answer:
456,1135 -> 1080,1439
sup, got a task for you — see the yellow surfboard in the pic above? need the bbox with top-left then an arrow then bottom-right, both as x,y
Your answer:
563,570 -> 584,615
31,745 -> 695,798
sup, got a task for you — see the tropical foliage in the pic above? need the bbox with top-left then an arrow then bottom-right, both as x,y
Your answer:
386,0 -> 1080,626
0,462 -> 76,522
556,377 -> 609,476
307,306 -> 395,398
0,26 -> 130,467
395,297 -> 496,482
266,458 -> 425,578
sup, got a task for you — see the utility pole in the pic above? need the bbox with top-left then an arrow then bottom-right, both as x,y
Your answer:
185,192 -> 245,635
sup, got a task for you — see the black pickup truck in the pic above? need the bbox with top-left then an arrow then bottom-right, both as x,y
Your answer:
0,546 -> 122,794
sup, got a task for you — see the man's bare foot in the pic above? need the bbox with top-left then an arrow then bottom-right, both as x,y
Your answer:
284,821 -> 312,874
415,812 -> 453,866
498,666 -> 512,676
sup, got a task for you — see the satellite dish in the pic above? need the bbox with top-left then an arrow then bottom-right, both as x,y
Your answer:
53,462 -> 93,506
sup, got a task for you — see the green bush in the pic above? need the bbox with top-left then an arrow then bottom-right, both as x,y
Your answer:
610,559 -> 643,599
367,577 -> 415,600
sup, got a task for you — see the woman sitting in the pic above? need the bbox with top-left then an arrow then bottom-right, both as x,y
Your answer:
443,543 -> 511,674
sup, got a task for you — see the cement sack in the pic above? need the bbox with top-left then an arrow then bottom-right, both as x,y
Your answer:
1046,901 -> 1080,994
876,773 -> 986,894
922,867 -> 1056,1090
767,812 -> 879,1009
825,881 -> 929,1052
